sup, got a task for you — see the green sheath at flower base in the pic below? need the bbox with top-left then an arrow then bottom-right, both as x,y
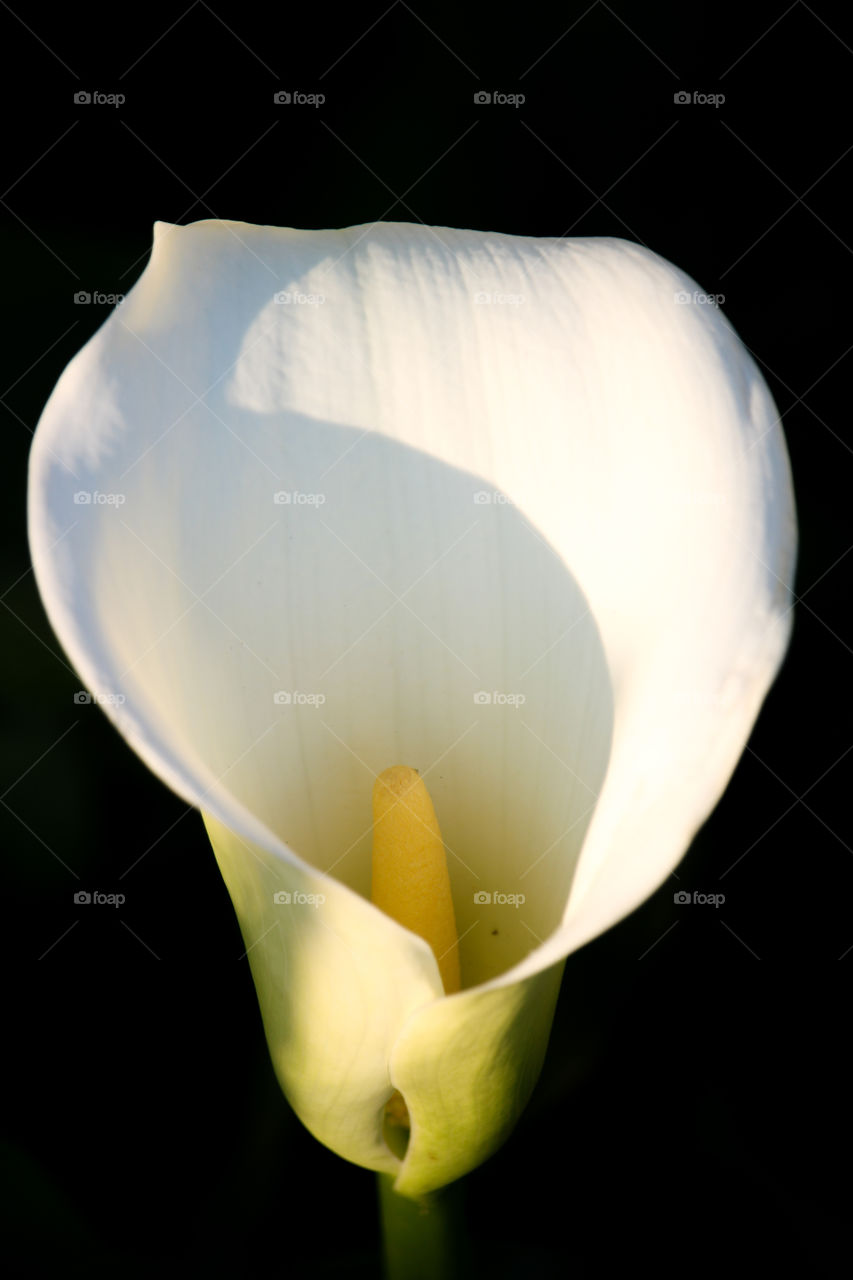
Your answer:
204,810 -> 564,1197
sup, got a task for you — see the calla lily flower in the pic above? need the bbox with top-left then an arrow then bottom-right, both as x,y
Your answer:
29,219 -> 795,1198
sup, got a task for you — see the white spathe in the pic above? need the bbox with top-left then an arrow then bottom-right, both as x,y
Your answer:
28,220 -> 795,1196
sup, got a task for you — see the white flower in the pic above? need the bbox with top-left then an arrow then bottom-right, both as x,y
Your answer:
28,219 -> 795,1196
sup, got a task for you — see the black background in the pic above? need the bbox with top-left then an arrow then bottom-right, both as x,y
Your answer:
2,3 -> 851,1276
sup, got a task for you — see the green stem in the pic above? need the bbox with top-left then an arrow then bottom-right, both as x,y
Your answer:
377,1174 -> 467,1280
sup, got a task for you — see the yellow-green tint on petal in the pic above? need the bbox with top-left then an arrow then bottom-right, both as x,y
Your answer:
372,766 -> 460,995
392,960 -> 565,1197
